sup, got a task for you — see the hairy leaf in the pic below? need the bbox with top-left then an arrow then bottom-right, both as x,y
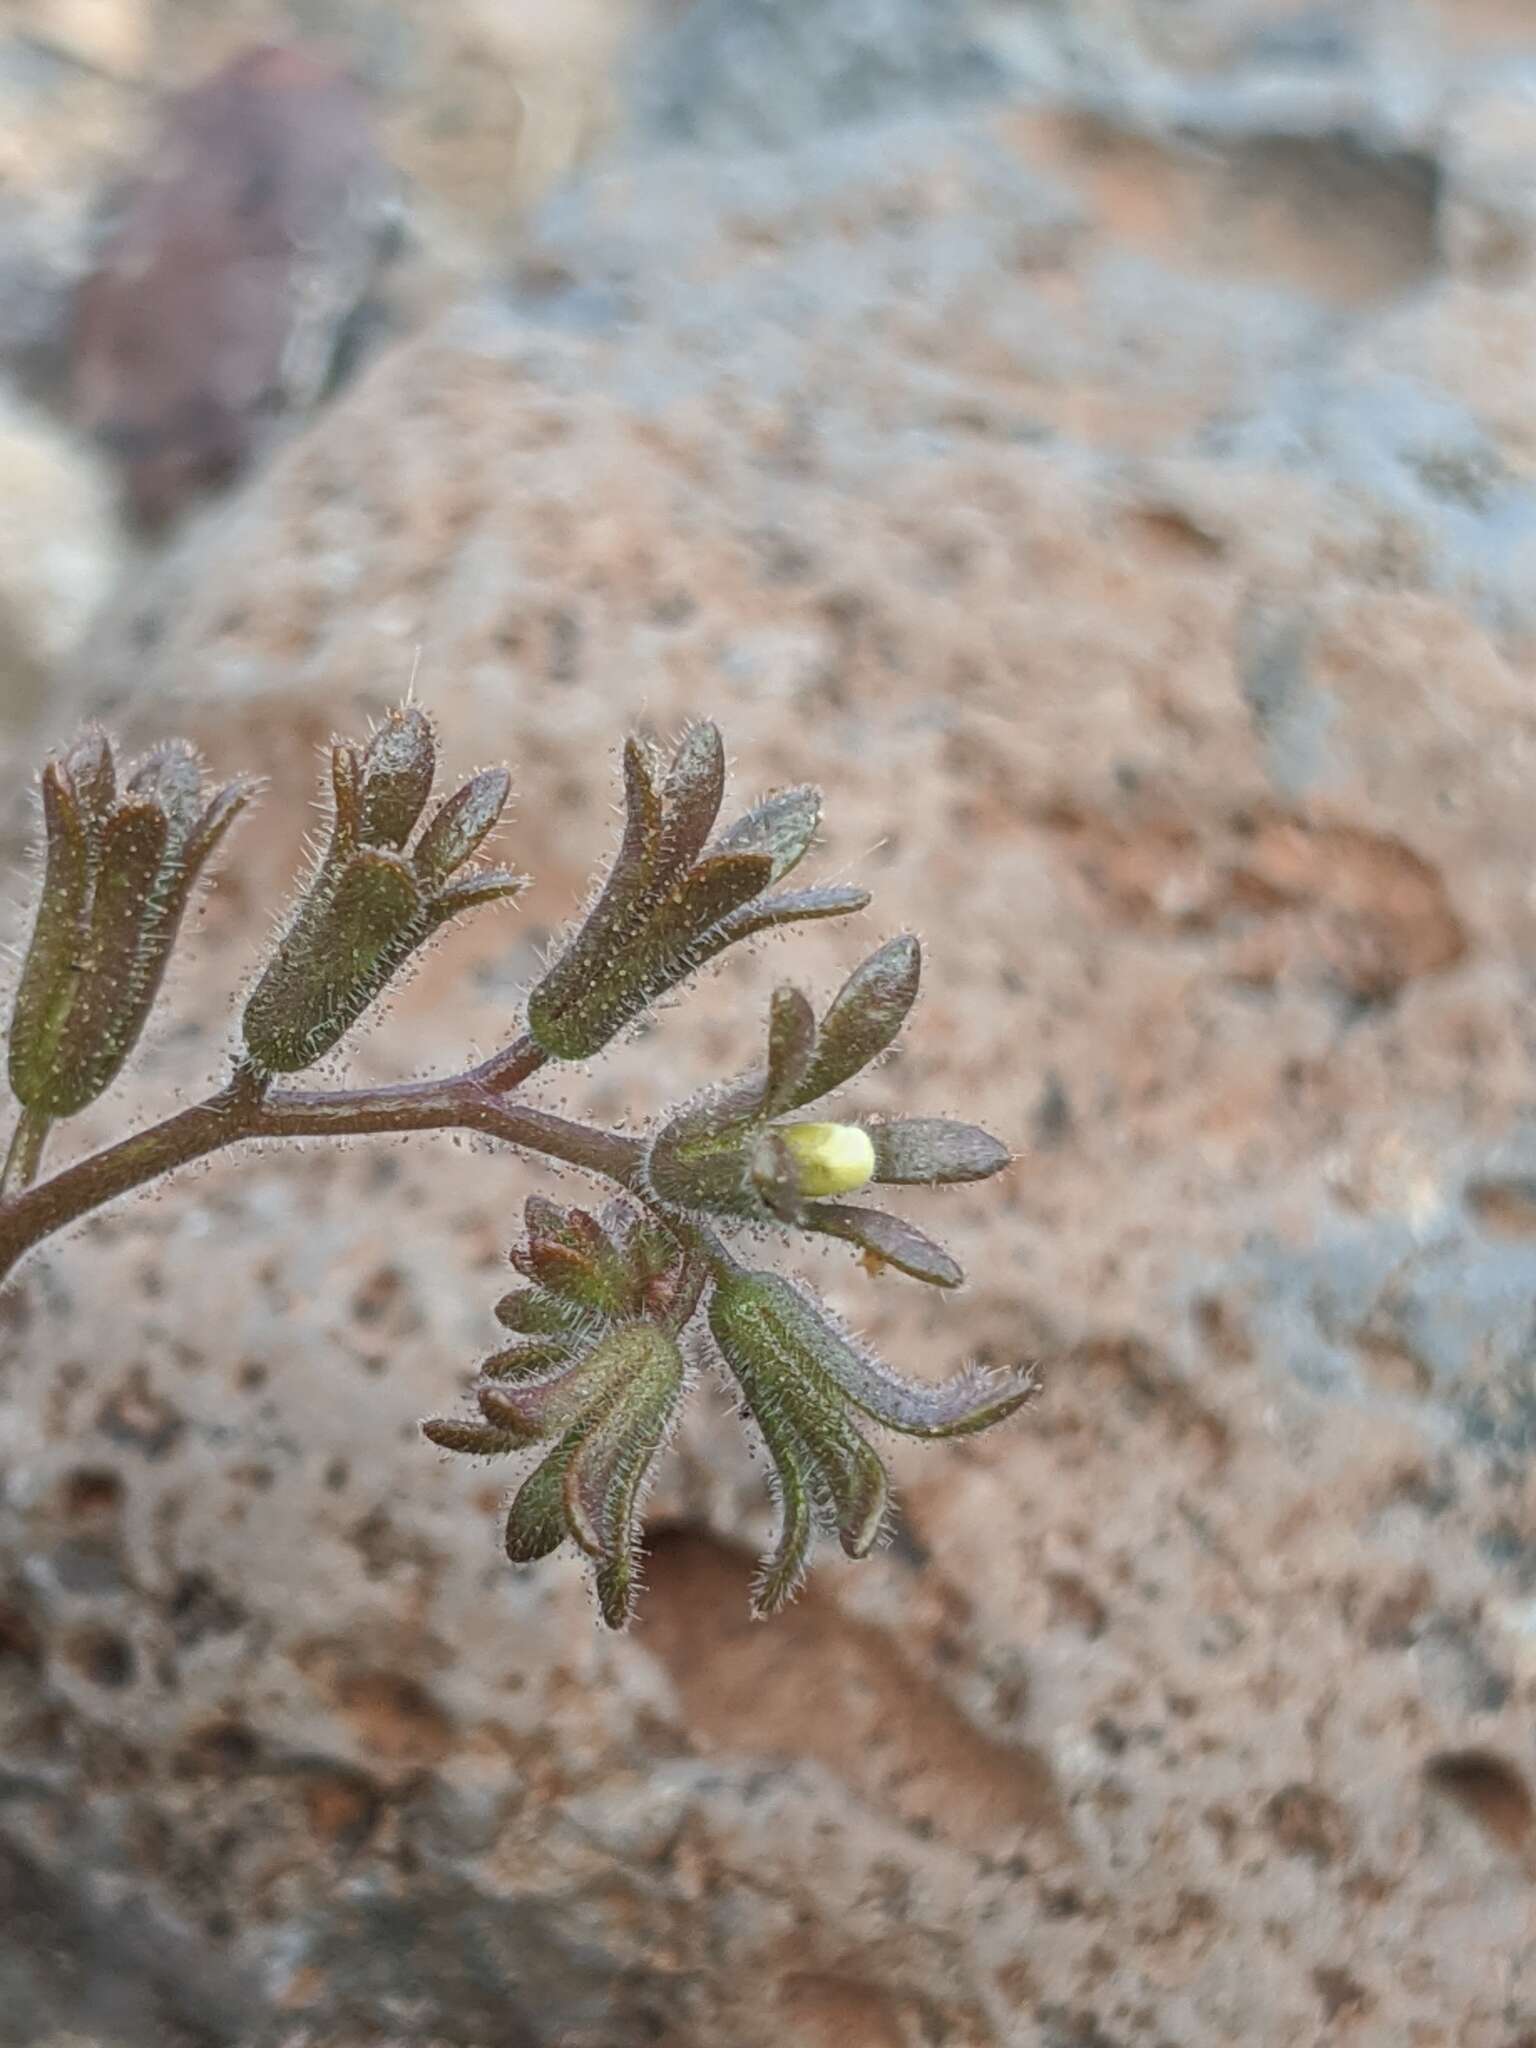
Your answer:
796,936 -> 920,1106
800,1202 -> 963,1288
7,760 -> 92,1109
128,739 -> 203,837
504,1430 -> 587,1562
870,1118 -> 1011,1185
711,883 -> 870,951
715,783 -> 820,883
714,1269 -> 1035,1440
62,728 -> 116,829
657,722 -> 726,883
478,1335 -> 575,1379
764,986 -> 818,1116
416,767 -> 512,883
242,847 -> 424,1072
359,707 -> 435,848
422,1417 -> 522,1456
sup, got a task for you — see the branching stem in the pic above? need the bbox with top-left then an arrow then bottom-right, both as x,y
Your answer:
0,1031 -> 643,1287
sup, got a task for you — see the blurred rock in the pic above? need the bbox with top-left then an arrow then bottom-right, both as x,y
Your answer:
1438,77 -> 1536,284
70,43 -> 398,529
0,389 -> 121,726
1,0 -> 151,74
0,0 -> 641,221
633,0 -> 1004,151
369,0 -> 639,236
0,199 -> 76,402
0,5 -> 644,527
0,17 -> 139,283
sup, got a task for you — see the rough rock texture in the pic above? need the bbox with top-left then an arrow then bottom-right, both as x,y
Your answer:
5,7 -> 1536,2048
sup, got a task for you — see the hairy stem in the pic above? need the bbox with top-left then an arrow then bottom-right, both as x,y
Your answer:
0,1058 -> 640,1286
0,1109 -> 53,1201
469,1031 -> 547,1095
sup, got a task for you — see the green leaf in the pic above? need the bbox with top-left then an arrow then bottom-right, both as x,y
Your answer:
800,1202 -> 964,1288
562,1329 -> 685,1628
477,1323 -> 661,1445
527,742 -> 666,1029
529,739 -> 837,1062
504,1429 -> 587,1562
515,1203 -> 639,1316
184,777 -> 260,871
646,849 -> 775,953
529,849 -> 775,1060
524,742 -> 672,1060
869,1118 -> 1011,1185
415,768 -> 511,883
7,759 -> 92,1110
775,1372 -> 890,1563
477,1361 -> 603,1445
710,883 -> 870,952
49,799 -> 173,1117
713,1268 -> 1034,1441
11,738 -> 253,1119
422,1417 -> 522,1456
329,741 -> 364,850
716,784 -> 820,883
740,1388 -> 818,1618
561,1328 -> 684,1562
616,736 -> 665,881
127,740 -> 203,839
764,986 -> 818,1115
242,846 -> 426,1073
426,868 -> 527,925
478,1335 -> 575,1379
796,936 -> 920,1106
493,1286 -> 594,1338
359,708 -> 436,848
829,1431 -> 888,1559
593,1557 -> 639,1631
645,1103 -> 750,1216
710,1273 -> 888,1610
657,722 -> 726,882
61,728 -> 116,831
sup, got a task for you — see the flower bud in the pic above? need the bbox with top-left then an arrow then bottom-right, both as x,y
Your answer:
7,730 -> 256,1119
647,941 -> 1009,1286
428,1316 -> 687,1632
764,1122 -> 876,1199
357,708 -> 437,849
500,1196 -> 704,1331
707,1269 -> 891,1612
527,723 -> 867,1061
242,707 -> 523,1072
707,1267 -> 1034,1611
712,1268 -> 1034,1441
421,1200 -> 702,1627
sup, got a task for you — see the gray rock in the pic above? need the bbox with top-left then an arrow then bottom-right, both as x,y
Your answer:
633,0 -> 1006,150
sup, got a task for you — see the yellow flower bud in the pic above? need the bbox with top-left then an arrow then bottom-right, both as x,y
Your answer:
779,1121 -> 876,1198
